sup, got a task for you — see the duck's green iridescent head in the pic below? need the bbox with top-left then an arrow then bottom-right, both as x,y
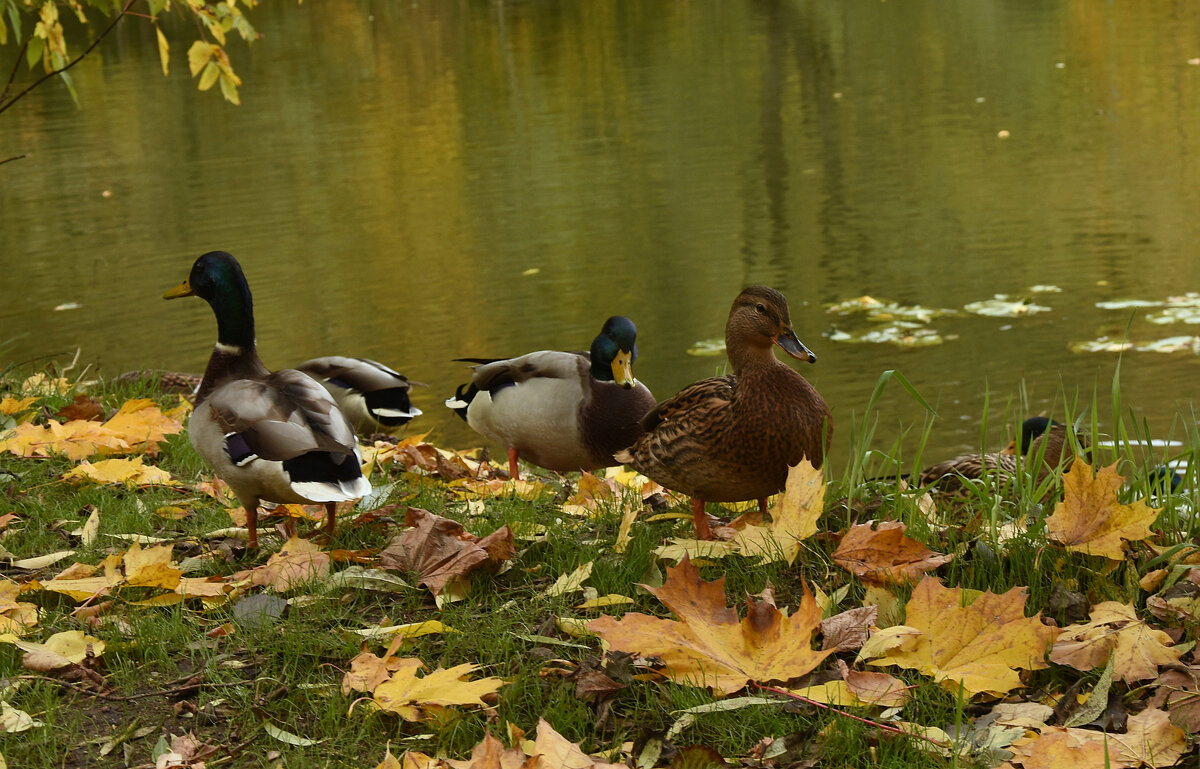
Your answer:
590,316 -> 640,388
164,251 -> 256,348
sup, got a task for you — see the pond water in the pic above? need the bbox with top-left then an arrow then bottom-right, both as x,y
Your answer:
3,0 -> 1200,471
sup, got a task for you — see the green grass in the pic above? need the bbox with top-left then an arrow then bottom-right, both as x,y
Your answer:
0,366 -> 1197,768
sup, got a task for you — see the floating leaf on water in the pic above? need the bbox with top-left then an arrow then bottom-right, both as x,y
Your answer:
827,296 -> 886,315
53,302 -> 82,311
1096,299 -> 1163,310
1069,336 -> 1200,354
964,295 -> 1051,317
826,324 -> 945,347
1027,285 -> 1062,293
686,338 -> 726,356
1146,306 -> 1200,325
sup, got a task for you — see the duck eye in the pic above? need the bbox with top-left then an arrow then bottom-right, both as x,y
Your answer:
755,303 -> 767,314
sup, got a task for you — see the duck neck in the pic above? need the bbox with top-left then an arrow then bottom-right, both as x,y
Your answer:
195,282 -> 268,403
725,328 -> 776,375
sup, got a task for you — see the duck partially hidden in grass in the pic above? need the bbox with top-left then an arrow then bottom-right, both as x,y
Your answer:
446,316 -> 656,479
615,286 -> 832,540
164,251 -> 370,549
918,416 -> 1079,491
296,357 -> 422,435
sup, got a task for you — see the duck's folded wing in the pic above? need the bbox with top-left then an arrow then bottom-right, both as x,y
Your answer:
299,356 -> 411,392
641,374 -> 735,430
469,351 -> 589,393
205,371 -> 360,461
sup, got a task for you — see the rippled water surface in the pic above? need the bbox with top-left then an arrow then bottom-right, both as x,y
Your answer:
3,1 -> 1200,467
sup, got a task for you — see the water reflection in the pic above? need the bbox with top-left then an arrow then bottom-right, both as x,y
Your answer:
2,0 -> 1199,469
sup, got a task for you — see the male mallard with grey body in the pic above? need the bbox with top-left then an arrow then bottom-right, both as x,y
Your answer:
446,316 -> 656,479
164,251 -> 370,549
615,286 -> 832,540
296,356 -> 422,435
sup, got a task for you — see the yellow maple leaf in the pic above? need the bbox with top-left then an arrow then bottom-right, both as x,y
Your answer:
0,395 -> 37,419
369,657 -> 505,722
0,579 -> 39,637
1049,602 -> 1181,684
1047,460 -> 1158,559
588,555 -> 833,695
524,718 -> 626,768
61,457 -> 176,487
858,577 -> 1057,697
727,460 -> 825,565
15,630 -> 105,671
122,542 -> 182,590
101,398 -> 184,455
832,521 -> 953,585
1111,707 -> 1188,767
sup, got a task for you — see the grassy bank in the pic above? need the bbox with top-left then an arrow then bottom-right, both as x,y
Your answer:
0,364 -> 1196,768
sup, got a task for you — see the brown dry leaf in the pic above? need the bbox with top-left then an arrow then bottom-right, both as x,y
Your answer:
588,555 -> 833,695
61,457 -> 176,487
1046,460 -> 1158,559
858,577 -> 1057,697
525,718 -> 626,768
1112,707 -> 1187,767
832,521 -> 953,586
821,605 -> 878,652
55,394 -> 103,422
343,635 -> 409,696
368,657 -> 504,722
446,732 -> 533,769
1148,665 -> 1200,733
1005,726 -> 1121,769
836,658 -> 909,708
1049,602 -> 1182,684
725,460 -> 825,565
235,536 -> 330,592
379,508 -> 514,597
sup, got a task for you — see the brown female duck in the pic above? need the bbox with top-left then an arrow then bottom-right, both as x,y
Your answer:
164,251 -> 371,549
918,416 -> 1080,490
615,286 -> 832,539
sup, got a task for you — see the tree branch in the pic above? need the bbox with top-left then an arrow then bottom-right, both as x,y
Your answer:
0,0 -> 137,117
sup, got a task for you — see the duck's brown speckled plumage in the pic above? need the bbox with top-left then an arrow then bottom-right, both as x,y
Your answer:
617,287 -> 831,535
918,417 -> 1082,491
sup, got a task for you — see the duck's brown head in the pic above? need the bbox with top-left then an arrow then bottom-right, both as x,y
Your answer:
726,286 -> 816,371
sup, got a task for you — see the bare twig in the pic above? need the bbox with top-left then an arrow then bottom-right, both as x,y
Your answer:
0,153 -> 29,166
1,37 -> 31,104
0,0 -> 137,117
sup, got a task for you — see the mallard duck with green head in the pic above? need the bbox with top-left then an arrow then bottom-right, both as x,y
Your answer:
615,286 -> 832,539
446,316 -> 656,479
296,356 -> 422,435
164,251 -> 370,549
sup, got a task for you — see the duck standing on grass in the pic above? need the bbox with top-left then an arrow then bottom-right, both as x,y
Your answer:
446,316 -> 656,479
615,286 -> 832,540
164,251 -> 371,549
296,356 -> 422,435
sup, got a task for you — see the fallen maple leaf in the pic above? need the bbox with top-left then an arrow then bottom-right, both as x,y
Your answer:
726,460 -> 825,565
55,394 -> 104,422
1049,602 -> 1181,684
858,577 -> 1057,697
234,536 -> 330,592
0,579 -> 39,636
524,717 -> 626,768
832,521 -> 953,585
445,732 -> 532,769
379,508 -> 514,597
368,657 -> 504,722
1046,460 -> 1158,559
1112,707 -> 1188,767
1147,665 -> 1200,733
820,605 -> 878,652
588,555 -> 833,695
14,630 -> 105,671
61,457 -> 176,487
